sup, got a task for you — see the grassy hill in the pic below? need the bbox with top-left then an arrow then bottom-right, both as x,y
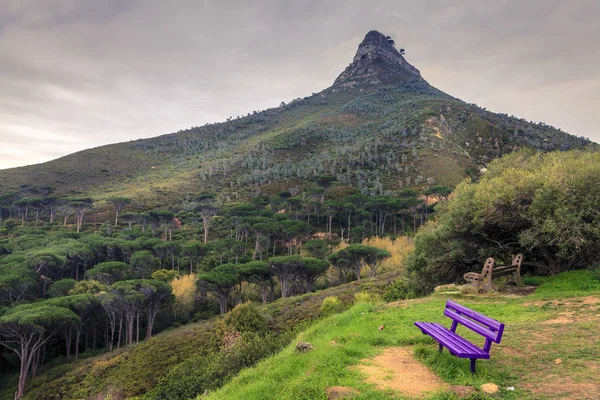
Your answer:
203,271 -> 600,400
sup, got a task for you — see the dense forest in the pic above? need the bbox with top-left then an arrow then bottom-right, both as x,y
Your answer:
0,179 -> 439,398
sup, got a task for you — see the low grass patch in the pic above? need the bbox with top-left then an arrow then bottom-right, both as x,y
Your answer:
203,270 -> 600,399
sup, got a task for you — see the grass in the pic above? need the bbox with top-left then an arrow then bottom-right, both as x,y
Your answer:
202,270 -> 600,399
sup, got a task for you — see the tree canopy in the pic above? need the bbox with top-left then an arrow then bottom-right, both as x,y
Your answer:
405,150 -> 600,294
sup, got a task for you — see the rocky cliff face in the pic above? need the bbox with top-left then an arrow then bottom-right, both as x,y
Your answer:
333,30 -> 424,88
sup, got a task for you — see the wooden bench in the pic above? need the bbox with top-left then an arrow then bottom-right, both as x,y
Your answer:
414,300 -> 505,373
463,254 -> 523,291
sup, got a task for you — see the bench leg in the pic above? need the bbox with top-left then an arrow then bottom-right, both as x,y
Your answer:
438,343 -> 443,353
470,359 -> 476,374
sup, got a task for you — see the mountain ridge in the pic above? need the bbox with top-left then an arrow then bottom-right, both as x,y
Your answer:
0,30 -> 595,209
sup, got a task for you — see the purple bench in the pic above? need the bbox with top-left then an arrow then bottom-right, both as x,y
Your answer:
414,300 -> 505,373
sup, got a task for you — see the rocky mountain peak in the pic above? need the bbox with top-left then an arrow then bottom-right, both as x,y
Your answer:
333,30 -> 423,88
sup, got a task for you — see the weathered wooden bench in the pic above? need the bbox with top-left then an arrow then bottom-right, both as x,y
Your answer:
464,254 -> 523,291
414,300 -> 505,373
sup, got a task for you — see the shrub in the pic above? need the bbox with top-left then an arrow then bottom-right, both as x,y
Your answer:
383,278 -> 416,302
353,291 -> 380,303
320,296 -> 345,316
224,302 -> 268,335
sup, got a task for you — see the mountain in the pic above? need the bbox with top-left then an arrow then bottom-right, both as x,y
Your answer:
0,30 -> 594,208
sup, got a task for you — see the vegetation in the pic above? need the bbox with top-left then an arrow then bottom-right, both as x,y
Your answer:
0,46 -> 597,399
1,272 -> 397,399
405,150 -> 600,294
203,270 -> 600,400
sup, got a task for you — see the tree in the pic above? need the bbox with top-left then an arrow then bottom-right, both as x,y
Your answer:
25,251 -> 65,297
47,278 -> 77,298
153,241 -> 179,270
196,193 -> 219,243
40,196 -> 59,224
328,244 -> 390,282
69,198 -> 94,233
12,199 -> 30,226
45,294 -> 97,360
300,257 -> 329,292
2,218 -> 19,235
0,265 -> 38,306
108,197 -> 132,226
238,261 -> 271,303
111,281 -> 145,345
171,274 -> 197,316
130,250 -> 155,278
120,212 -> 139,230
0,303 -> 79,398
268,256 -> 303,298
200,264 -> 239,314
405,150 -> 600,295
86,261 -> 130,285
99,293 -> 121,351
151,269 -> 179,282
69,279 -> 107,295
139,279 -> 172,339
324,200 -> 341,239
303,239 -> 329,259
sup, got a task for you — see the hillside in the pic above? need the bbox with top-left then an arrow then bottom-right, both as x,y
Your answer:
0,31 -> 593,209
0,272 -> 400,399
204,271 -> 600,400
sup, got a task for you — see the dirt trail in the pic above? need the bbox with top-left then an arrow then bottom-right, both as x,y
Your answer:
356,347 -> 448,398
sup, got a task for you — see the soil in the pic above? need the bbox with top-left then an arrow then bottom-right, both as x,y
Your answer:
356,347 -> 448,398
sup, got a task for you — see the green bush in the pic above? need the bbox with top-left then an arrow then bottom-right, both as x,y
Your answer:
224,302 -> 268,335
383,278 -> 416,302
353,291 -> 380,303
320,296 -> 345,316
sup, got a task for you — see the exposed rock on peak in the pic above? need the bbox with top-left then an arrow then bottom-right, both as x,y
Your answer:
333,30 -> 423,88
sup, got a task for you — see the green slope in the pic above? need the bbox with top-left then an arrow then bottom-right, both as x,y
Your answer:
203,271 -> 600,400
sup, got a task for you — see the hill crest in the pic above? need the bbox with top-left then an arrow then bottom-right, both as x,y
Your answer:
333,30 -> 423,88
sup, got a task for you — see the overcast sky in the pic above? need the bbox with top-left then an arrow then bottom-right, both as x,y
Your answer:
1,0 -> 599,170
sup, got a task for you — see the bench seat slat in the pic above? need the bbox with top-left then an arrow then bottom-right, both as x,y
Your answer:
414,322 -> 490,359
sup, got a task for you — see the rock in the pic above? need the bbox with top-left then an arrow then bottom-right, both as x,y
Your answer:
325,386 -> 359,399
480,383 -> 499,394
332,30 -> 423,89
434,284 -> 457,292
450,385 -> 477,398
295,341 -> 314,352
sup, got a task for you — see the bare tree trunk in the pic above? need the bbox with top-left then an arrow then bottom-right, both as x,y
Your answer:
203,216 -> 209,243
65,329 -> 71,359
117,316 -> 122,350
136,311 -> 140,343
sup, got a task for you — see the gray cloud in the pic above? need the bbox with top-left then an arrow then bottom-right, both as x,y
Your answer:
1,0 -> 598,169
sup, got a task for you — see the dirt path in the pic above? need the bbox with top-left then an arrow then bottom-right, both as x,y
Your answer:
356,347 -> 448,398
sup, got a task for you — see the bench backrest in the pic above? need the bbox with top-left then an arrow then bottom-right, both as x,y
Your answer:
444,300 -> 505,352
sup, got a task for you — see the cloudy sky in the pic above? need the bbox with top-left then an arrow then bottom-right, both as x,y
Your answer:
1,0 -> 599,170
